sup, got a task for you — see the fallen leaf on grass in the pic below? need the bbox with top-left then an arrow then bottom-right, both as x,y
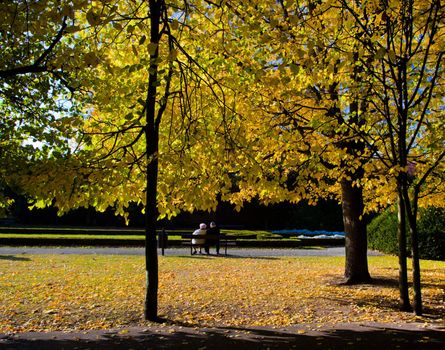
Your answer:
0,255 -> 444,332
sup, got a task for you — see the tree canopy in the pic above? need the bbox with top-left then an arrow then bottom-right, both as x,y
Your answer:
1,0 -> 444,318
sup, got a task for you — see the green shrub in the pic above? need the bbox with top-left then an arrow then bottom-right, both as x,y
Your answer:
417,207 -> 445,260
367,207 -> 404,256
368,206 -> 445,261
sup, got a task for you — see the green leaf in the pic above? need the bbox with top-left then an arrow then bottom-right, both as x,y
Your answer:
86,10 -> 101,26
84,52 -> 99,67
137,98 -> 146,107
139,35 -> 146,45
168,49 -> 178,61
132,45 -> 138,57
171,19 -> 179,30
289,63 -> 299,74
65,26 -> 80,33
374,47 -> 386,60
147,42 -> 158,56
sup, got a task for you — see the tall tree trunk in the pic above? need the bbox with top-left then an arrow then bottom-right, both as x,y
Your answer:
144,139 -> 159,321
396,188 -> 411,311
407,212 -> 422,315
341,172 -> 372,284
144,0 -> 161,321
339,40 -> 372,284
403,188 -> 422,315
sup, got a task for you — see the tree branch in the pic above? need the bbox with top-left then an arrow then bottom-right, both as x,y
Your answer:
0,16 -> 67,79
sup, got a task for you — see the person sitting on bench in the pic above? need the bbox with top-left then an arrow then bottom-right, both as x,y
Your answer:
192,223 -> 207,255
206,221 -> 220,254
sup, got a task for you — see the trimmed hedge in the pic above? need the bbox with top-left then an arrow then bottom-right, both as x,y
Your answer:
367,207 -> 402,256
417,207 -> 445,261
368,206 -> 445,260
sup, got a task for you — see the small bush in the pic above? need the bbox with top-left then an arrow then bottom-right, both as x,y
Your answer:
367,207 -> 404,255
417,207 -> 445,260
368,206 -> 445,260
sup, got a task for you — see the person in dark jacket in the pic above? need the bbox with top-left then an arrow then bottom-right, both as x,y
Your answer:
206,221 -> 220,254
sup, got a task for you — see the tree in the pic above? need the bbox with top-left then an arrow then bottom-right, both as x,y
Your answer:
19,0 -> 234,321
0,0 -> 92,215
338,0 -> 445,315
8,0 -> 443,321
218,1 -> 444,305
212,0 -> 373,283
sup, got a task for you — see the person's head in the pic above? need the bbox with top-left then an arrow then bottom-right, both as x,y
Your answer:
210,222 -> 216,228
199,223 -> 207,229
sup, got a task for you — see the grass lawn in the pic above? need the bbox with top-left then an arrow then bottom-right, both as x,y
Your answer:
0,254 -> 444,333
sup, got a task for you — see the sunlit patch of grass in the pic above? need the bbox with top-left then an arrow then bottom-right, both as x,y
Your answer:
0,254 -> 443,332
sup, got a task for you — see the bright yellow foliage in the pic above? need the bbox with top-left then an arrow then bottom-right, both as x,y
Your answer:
215,0 -> 445,212
10,0 -> 444,221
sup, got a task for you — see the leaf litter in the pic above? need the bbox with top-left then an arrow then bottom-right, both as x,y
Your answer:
0,255 -> 444,332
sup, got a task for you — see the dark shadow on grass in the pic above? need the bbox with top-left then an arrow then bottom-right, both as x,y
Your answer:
0,255 -> 31,261
2,324 -> 444,349
368,276 -> 399,288
294,246 -> 325,250
328,275 -> 445,290
168,255 -> 214,260
216,254 -> 279,260
322,277 -> 445,319
168,254 -> 279,260
354,296 -> 445,319
328,275 -> 400,289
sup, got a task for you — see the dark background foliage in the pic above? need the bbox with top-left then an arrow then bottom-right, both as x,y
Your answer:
6,192 -> 344,231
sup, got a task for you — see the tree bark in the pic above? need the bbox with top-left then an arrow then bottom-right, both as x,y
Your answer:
403,188 -> 422,315
396,189 -> 411,311
407,213 -> 422,315
144,148 -> 159,321
144,0 -> 161,321
341,174 -> 372,284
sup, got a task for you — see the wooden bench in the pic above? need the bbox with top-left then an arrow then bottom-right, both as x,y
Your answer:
181,234 -> 257,255
181,234 -> 221,254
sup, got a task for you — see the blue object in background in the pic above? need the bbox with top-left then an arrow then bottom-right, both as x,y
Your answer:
271,229 -> 345,237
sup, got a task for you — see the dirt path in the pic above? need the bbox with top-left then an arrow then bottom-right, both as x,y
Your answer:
0,246 -> 384,257
1,322 -> 444,349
